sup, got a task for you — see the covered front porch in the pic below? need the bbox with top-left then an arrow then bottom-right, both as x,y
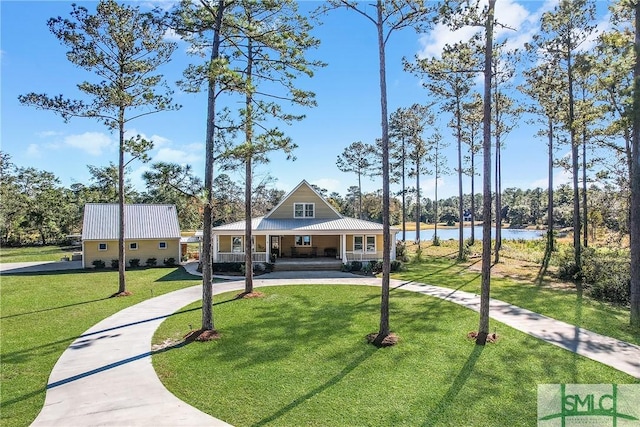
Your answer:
212,233 -> 394,264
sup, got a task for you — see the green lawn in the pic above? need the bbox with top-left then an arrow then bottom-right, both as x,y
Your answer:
0,245 -> 80,263
152,285 -> 638,427
393,257 -> 640,346
0,267 -> 201,427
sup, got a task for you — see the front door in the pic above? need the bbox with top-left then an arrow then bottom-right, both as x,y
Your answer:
270,236 -> 280,258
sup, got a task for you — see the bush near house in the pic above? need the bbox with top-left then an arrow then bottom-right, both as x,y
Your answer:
92,260 -> 105,269
146,258 -> 157,267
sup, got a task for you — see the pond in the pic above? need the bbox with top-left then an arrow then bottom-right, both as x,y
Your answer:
397,226 -> 545,242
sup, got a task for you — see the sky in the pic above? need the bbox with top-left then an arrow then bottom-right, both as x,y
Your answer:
0,0 -> 612,200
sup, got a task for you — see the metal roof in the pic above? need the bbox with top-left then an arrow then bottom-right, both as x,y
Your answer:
82,204 -> 181,240
212,216 -> 399,234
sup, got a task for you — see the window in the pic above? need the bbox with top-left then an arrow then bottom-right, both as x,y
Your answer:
129,242 -> 138,250
158,241 -> 167,250
294,203 -> 314,218
295,235 -> 312,246
354,235 -> 376,253
366,236 -> 376,253
353,236 -> 363,252
98,243 -> 107,251
232,236 -> 243,253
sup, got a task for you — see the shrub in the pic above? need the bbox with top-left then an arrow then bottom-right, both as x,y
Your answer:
341,263 -> 352,272
146,258 -> 157,267
129,258 -> 140,268
92,260 -> 105,269
395,241 -> 409,262
432,234 -> 441,246
213,262 -> 243,273
391,260 -> 404,272
350,261 -> 362,272
163,257 -> 176,267
581,248 -> 630,305
111,259 -> 119,269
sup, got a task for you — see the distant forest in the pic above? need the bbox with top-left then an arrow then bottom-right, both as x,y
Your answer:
0,152 -> 628,247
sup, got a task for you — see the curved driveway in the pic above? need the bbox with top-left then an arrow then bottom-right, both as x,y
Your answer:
29,265 -> 640,426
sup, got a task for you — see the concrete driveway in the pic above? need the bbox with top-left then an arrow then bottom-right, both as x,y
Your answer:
0,261 -> 83,274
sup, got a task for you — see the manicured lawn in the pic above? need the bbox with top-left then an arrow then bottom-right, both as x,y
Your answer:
152,285 -> 637,427
0,267 -> 200,427
0,245 -> 79,263
394,255 -> 640,346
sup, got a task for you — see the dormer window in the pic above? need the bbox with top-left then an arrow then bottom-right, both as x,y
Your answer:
294,203 -> 314,218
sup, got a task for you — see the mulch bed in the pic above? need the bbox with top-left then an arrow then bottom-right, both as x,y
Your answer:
184,329 -> 221,342
467,331 -> 499,343
235,291 -> 265,299
110,290 -> 133,297
366,332 -> 399,347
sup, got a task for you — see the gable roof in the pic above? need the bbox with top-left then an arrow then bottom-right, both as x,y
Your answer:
264,180 -> 342,220
82,204 -> 181,240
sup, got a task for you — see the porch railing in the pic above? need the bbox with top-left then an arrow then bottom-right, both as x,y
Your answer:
216,252 -> 267,263
345,251 -> 382,262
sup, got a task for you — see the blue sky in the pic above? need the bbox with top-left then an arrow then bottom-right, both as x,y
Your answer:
1,1 -> 611,199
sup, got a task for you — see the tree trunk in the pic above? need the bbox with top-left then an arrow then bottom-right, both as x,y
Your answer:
245,159 -> 254,293
630,1 -> 640,327
457,104 -> 464,259
416,165 -> 421,248
201,0 -> 225,332
582,126 -> 588,247
547,116 -> 554,253
374,0 -> 391,344
477,0 -> 495,346
118,111 -> 126,294
244,37 -> 254,294
470,148 -> 475,245
358,171 -> 363,220
435,150 -> 439,242
567,45 -> 581,274
402,141 -> 406,242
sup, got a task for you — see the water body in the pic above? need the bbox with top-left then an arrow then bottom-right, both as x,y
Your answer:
397,226 -> 545,242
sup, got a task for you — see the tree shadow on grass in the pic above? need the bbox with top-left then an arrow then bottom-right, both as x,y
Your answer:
252,347 -> 377,427
154,267 -> 202,282
422,345 -> 484,427
0,296 -> 110,320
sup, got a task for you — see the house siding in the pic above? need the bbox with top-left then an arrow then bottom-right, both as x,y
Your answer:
83,239 -> 180,268
267,185 -> 340,220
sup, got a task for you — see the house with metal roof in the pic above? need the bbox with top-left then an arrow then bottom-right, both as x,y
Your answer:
209,180 -> 399,264
81,204 -> 181,269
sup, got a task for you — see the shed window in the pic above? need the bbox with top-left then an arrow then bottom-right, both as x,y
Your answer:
98,243 -> 107,251
158,241 -> 167,250
129,242 -> 138,250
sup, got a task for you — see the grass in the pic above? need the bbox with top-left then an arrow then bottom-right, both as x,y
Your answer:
0,266 -> 201,427
0,245 -> 80,263
152,285 -> 637,427
395,240 -> 640,346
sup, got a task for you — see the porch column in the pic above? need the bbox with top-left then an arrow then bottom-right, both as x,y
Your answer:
266,235 -> 271,263
212,234 -> 218,262
341,234 -> 347,263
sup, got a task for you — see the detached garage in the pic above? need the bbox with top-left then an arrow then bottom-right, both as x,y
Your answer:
81,204 -> 181,269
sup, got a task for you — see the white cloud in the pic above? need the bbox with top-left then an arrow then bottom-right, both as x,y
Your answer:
37,130 -> 62,138
154,147 -> 200,164
312,178 -> 341,193
417,0 -> 544,60
26,144 -> 41,157
64,132 -> 113,156
529,169 -> 572,189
